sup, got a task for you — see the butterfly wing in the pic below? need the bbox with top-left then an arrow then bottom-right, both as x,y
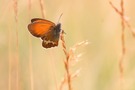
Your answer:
42,38 -> 58,48
42,31 -> 59,48
28,18 -> 55,37
42,23 -> 61,48
31,18 -> 55,24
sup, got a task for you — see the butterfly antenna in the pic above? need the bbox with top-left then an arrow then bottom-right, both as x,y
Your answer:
57,13 -> 63,24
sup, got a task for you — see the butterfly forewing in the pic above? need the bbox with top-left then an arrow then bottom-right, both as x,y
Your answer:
31,18 -> 55,25
28,19 -> 55,37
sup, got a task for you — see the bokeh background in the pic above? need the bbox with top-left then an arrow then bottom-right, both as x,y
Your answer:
0,0 -> 135,90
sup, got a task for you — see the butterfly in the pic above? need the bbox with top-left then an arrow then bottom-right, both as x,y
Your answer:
28,18 -> 61,48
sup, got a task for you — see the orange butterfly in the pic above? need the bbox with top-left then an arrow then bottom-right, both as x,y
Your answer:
28,18 -> 61,48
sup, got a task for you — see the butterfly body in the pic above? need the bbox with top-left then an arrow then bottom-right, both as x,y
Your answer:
28,18 -> 61,48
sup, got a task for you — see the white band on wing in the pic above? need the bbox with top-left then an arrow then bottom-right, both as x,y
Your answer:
43,40 -> 57,45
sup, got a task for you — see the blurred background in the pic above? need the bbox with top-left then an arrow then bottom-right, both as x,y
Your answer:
0,0 -> 135,90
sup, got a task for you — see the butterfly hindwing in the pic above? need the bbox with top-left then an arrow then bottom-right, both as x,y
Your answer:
42,23 -> 61,48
